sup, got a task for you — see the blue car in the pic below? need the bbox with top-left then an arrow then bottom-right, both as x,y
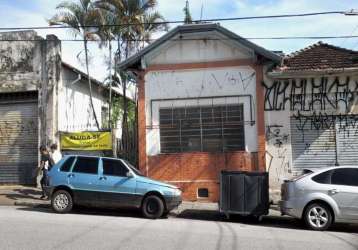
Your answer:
45,155 -> 182,219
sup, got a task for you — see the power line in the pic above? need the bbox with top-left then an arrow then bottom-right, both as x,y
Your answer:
341,24 -> 358,46
0,35 -> 358,42
0,11 -> 352,31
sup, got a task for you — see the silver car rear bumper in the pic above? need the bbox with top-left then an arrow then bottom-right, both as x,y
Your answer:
279,200 -> 303,219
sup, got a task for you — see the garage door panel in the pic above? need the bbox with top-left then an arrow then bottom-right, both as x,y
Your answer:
291,117 -> 336,173
0,92 -> 38,185
337,117 -> 358,165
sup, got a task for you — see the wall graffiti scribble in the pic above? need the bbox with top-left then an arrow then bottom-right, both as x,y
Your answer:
263,76 -> 358,111
266,125 -> 289,148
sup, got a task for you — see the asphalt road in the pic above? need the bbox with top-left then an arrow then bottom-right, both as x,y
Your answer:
0,206 -> 357,250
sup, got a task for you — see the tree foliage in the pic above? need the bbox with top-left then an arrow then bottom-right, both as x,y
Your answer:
183,0 -> 192,24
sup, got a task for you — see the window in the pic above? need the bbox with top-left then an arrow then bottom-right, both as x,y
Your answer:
72,157 -> 99,174
312,170 -> 333,184
102,159 -> 129,177
331,168 -> 358,186
159,104 -> 245,153
60,157 -> 75,172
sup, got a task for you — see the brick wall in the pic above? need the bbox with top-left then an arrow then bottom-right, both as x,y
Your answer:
141,151 -> 258,202
137,60 -> 267,202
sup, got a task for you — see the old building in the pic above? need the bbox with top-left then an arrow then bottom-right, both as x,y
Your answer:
0,31 -> 115,184
264,42 -> 358,199
119,23 -> 281,202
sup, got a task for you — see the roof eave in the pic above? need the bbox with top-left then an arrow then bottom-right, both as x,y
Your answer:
118,24 -> 282,70
268,67 -> 358,79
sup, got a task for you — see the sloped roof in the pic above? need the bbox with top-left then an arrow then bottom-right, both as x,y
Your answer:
118,23 -> 281,70
272,41 -> 358,74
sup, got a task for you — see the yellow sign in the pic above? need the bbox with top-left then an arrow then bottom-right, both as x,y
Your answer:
61,131 -> 112,151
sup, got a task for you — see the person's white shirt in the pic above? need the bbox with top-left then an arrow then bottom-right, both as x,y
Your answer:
51,150 -> 62,164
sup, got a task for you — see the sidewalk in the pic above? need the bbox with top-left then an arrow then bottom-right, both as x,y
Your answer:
0,185 -> 50,207
0,186 -> 280,218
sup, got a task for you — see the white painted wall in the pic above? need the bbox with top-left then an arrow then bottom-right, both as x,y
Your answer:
145,66 -> 258,156
145,32 -> 253,65
58,67 -> 109,132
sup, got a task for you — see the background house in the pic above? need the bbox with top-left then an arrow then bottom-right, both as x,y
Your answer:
119,23 -> 281,202
0,31 -> 119,184
264,42 -> 358,200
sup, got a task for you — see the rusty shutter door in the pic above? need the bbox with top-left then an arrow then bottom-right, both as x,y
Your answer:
0,92 -> 38,184
290,116 -> 336,173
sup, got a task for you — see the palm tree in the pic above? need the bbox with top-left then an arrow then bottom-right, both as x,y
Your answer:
49,0 -> 101,130
96,0 -> 167,161
183,0 -> 193,24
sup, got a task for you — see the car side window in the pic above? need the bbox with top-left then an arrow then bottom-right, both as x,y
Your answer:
331,168 -> 358,187
60,157 -> 75,172
102,159 -> 129,177
311,170 -> 333,184
72,157 -> 99,175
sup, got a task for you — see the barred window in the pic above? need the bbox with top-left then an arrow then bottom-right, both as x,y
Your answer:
159,104 -> 245,153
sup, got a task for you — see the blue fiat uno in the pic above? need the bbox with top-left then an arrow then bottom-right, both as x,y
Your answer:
45,155 -> 182,218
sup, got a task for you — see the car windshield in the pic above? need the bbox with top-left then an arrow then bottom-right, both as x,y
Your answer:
124,160 -> 144,176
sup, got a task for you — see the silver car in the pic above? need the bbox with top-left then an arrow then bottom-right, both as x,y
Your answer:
280,166 -> 358,230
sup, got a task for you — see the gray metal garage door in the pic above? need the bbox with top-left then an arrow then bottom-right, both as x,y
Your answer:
0,92 -> 38,184
337,116 -> 358,165
290,116 -> 337,173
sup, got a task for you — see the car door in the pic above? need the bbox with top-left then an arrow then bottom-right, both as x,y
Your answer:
328,168 -> 358,220
68,156 -> 100,204
97,158 -> 138,207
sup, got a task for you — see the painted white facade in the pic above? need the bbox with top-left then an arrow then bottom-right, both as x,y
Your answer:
264,73 -> 358,192
141,33 -> 261,156
144,66 -> 258,156
146,33 -> 253,65
58,65 -> 109,132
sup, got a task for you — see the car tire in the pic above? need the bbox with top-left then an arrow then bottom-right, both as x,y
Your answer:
142,195 -> 164,219
304,203 -> 332,231
51,190 -> 73,214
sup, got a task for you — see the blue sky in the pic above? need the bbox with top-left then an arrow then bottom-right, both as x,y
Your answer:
0,0 -> 357,81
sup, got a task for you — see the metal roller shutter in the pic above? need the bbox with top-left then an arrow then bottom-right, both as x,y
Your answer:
337,116 -> 358,165
0,92 -> 38,184
290,116 -> 336,173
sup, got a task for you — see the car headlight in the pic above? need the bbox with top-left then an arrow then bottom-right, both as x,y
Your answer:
173,188 -> 182,196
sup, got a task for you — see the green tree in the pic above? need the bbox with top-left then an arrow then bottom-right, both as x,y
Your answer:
49,0 -> 101,129
96,0 -> 167,162
183,0 -> 192,24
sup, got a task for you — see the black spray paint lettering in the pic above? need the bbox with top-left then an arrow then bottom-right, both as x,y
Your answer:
263,76 -> 358,111
266,125 -> 289,148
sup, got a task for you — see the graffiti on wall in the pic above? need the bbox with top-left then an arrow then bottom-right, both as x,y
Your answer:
264,75 -> 358,185
266,125 -> 289,148
292,111 -> 358,140
263,76 -> 358,112
265,125 -> 291,179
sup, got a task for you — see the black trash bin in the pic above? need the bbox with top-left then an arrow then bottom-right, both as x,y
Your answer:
219,171 -> 269,218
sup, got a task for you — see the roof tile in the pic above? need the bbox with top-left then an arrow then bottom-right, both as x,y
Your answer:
273,41 -> 358,73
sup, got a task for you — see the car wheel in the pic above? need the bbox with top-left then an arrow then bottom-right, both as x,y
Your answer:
51,190 -> 73,214
304,203 -> 332,231
142,195 -> 164,219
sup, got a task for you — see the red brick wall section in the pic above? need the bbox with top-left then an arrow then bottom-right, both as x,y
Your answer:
147,151 -> 256,202
254,65 -> 266,172
137,60 -> 267,202
137,71 -> 147,175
